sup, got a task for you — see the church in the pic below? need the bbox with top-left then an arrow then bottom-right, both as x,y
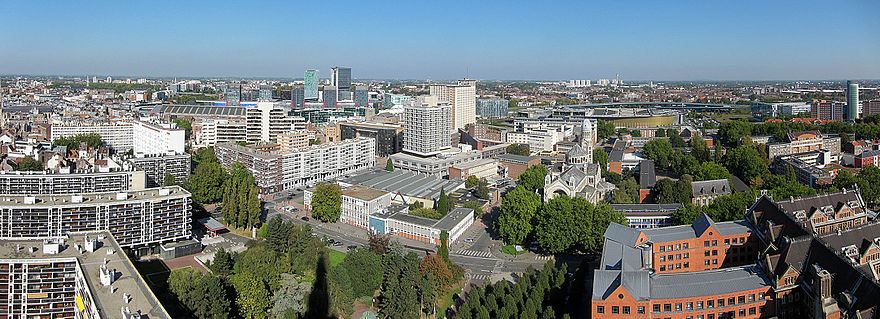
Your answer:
543,119 -> 615,204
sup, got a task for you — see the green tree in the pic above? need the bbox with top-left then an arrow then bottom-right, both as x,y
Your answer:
339,248 -> 383,298
270,274 -> 311,319
161,173 -> 177,187
517,164 -> 549,193
724,145 -> 769,186
52,133 -> 103,150
210,247 -> 233,277
475,178 -> 491,199
247,185 -> 261,228
410,207 -> 443,219
496,186 -> 540,245
718,120 -> 752,147
596,120 -> 616,139
438,231 -> 450,263
462,201 -> 484,218
642,139 -> 675,168
15,157 -> 43,171
311,183 -> 342,222
655,129 -> 667,137
506,143 -> 530,156
186,148 -> 228,204
466,175 -> 480,188
173,118 -> 193,139
231,272 -> 271,319
691,137 -> 711,162
436,188 -> 450,215
654,176 -> 692,205
611,177 -> 640,204
669,134 -> 687,148
533,196 -> 625,254
692,162 -> 730,181
385,160 -> 395,172
672,204 -> 704,225
168,268 -> 231,319
593,148 -> 609,172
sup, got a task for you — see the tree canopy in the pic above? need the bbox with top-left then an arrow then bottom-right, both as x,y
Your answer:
642,139 -> 675,168
505,143 -> 530,156
311,183 -> 343,222
496,186 -> 541,245
516,164 -> 548,193
533,196 -> 626,254
14,157 -> 43,171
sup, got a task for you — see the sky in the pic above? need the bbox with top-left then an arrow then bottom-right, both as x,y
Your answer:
1,0 -> 879,81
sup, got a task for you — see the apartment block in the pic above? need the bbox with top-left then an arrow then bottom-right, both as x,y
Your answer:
429,79 -> 476,130
51,121 -> 134,151
0,170 -> 145,195
0,186 -> 191,248
126,153 -> 191,187
215,137 -> 376,192
766,131 -> 840,161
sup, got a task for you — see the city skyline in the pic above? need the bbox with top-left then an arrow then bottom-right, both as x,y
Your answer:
1,1 -> 878,80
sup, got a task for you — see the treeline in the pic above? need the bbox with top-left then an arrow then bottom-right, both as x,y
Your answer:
719,116 -> 880,147
454,261 -> 591,319
52,133 -> 102,150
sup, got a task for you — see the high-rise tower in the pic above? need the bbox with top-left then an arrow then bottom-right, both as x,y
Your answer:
847,80 -> 859,121
304,69 -> 319,101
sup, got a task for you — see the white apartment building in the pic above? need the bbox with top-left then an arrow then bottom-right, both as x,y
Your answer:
247,102 -> 294,143
51,121 -> 134,151
192,118 -> 247,148
216,137 -> 376,192
505,129 -> 564,153
403,97 -> 452,156
132,120 -> 185,156
430,79 -> 476,130
0,170 -> 146,195
339,186 -> 392,229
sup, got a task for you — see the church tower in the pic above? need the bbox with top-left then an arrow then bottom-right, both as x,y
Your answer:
580,119 -> 595,163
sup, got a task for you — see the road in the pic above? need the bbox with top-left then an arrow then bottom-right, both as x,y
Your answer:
264,195 -> 557,282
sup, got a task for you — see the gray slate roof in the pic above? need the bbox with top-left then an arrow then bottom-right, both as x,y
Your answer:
691,179 -> 731,197
649,264 -> 771,299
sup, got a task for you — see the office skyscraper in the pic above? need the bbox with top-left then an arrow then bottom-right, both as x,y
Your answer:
354,85 -> 369,107
331,67 -> 352,101
291,85 -> 305,109
323,86 -> 338,109
224,84 -> 241,106
403,96 -> 452,156
304,69 -> 319,101
847,80 -> 859,121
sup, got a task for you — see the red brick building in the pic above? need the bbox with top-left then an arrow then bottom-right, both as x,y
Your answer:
855,150 -> 880,168
496,153 -> 539,180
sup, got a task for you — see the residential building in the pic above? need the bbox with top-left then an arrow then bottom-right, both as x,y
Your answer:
192,118 -> 247,148
215,137 -> 375,192
0,186 -> 191,249
131,120 -> 185,156
691,179 -> 731,206
772,151 -> 835,187
51,120 -> 134,151
339,122 -> 402,157
811,100 -> 845,121
476,98 -> 509,118
610,203 -> 681,229
430,79 -> 477,130
402,97 -> 452,156
126,153 -> 191,187
863,100 -> 880,118
368,205 -> 474,245
855,149 -> 880,168
0,170 -> 145,195
384,93 -> 412,109
277,130 -> 309,152
0,232 -> 171,319
246,102 -> 294,143
766,131 -> 840,161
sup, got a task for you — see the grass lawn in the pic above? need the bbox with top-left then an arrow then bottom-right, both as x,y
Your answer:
437,286 -> 463,319
327,249 -> 347,268
501,244 -> 527,256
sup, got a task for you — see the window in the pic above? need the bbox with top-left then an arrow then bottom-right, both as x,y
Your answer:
749,294 -> 755,302
705,260 -> 711,266
684,253 -> 689,258
660,246 -> 665,252
667,245 -> 673,251
686,302 -> 693,310
676,263 -> 682,269
738,296 -> 745,304
725,239 -> 730,245
660,256 -> 666,262
718,299 -> 724,307
705,251 -> 711,257
712,250 -> 718,256
697,301 -> 704,309
597,306 -> 604,314
664,304 -> 672,312
675,303 -> 682,311
707,300 -> 714,308
684,262 -> 690,269
713,259 -> 718,265
612,306 -> 619,314
638,306 -> 645,314
683,243 -> 689,249
739,309 -> 746,317
660,266 -> 666,271
728,297 -> 735,305
677,254 -> 682,260
623,306 -> 631,314
653,304 -> 661,313
759,293 -> 765,300
712,240 -> 718,246
676,244 -> 681,250
749,307 -> 756,315
708,315 -> 715,319
704,240 -> 710,247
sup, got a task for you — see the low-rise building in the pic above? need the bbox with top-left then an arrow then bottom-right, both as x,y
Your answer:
0,170 -> 145,195
691,179 -> 731,206
389,150 -> 482,177
448,158 -> 499,181
766,131 -> 840,161
496,153 -> 540,180
368,205 -> 474,245
339,185 -> 392,229
610,203 -> 681,229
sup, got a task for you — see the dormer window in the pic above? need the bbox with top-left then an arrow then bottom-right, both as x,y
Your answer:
843,245 -> 859,262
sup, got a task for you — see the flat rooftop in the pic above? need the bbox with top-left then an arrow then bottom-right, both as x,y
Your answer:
0,231 -> 170,318
0,186 -> 190,207
650,264 -> 771,299
343,185 -> 388,201
341,169 -> 464,200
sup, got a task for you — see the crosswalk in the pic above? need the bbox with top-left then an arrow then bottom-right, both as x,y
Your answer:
535,255 -> 554,261
466,273 -> 490,281
454,249 -> 493,258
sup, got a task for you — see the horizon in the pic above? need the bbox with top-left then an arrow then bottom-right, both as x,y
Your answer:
1,0 -> 879,80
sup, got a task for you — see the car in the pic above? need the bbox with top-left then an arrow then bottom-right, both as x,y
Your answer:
301,216 -> 310,221
464,238 -> 474,243
347,245 -> 358,250
332,242 -> 343,247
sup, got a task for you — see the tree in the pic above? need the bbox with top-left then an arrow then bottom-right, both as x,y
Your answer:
419,254 -> 454,289
596,120 -> 616,139
462,201 -> 484,217
162,173 -> 177,186
168,268 -> 231,319
380,253 -> 423,319
385,159 -> 395,172
186,148 -> 228,204
231,272 -> 271,319
52,133 -> 103,150
642,139 -> 675,168
436,188 -> 450,215
517,164 -> 549,193
533,196 -> 625,254
672,204 -> 704,225
506,143 -> 530,156
438,231 -> 450,263
466,175 -> 480,188
655,129 -> 666,137
669,134 -> 687,148
718,120 -> 752,147
611,176 -> 640,204
339,248 -> 383,298
496,186 -> 540,245
724,145 -> 769,186
692,162 -> 730,181
15,157 -> 43,171
173,118 -> 193,140
691,137 -> 711,162
654,176 -> 692,205
311,183 -> 342,222
368,232 -> 392,255
210,247 -> 233,277
593,148 -> 609,172
265,216 -> 292,252
475,178 -> 491,200
247,185 -> 261,228
411,207 -> 443,219
270,274 -> 311,319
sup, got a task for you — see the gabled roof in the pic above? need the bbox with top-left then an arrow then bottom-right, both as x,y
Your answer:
691,179 -> 731,197
692,213 -> 717,237
604,222 -> 642,247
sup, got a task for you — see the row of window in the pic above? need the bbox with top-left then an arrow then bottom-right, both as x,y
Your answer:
597,293 -> 765,315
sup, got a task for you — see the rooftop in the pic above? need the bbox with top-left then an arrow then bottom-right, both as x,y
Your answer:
0,186 -> 190,207
343,185 -> 389,201
341,169 -> 464,200
0,231 -> 171,318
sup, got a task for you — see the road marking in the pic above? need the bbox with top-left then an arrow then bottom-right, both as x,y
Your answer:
535,255 -> 554,261
454,249 -> 492,258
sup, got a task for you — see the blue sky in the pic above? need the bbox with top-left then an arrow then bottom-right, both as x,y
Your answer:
1,0 -> 878,80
